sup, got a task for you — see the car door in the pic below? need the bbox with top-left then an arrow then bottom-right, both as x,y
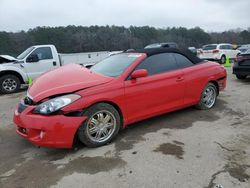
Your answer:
173,53 -> 208,105
24,47 -> 58,80
219,45 -> 227,57
124,53 -> 185,123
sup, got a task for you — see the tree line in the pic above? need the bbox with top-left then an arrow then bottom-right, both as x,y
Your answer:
0,25 -> 250,56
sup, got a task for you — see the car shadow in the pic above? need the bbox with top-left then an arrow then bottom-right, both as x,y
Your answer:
73,98 -> 228,154
236,77 -> 250,84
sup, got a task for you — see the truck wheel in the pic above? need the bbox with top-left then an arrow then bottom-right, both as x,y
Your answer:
196,83 -> 217,110
220,55 -> 226,64
77,103 -> 121,147
236,75 -> 246,80
0,75 -> 21,94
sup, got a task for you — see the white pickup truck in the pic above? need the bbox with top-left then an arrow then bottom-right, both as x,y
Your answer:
0,45 -> 121,94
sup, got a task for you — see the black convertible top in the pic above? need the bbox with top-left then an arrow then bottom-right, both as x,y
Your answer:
128,48 -> 203,64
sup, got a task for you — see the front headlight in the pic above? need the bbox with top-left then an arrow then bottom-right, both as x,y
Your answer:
34,94 -> 81,115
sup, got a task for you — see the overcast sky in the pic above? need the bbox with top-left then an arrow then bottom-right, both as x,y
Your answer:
0,0 -> 249,32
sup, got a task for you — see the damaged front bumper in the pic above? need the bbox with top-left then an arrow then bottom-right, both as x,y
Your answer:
13,102 -> 87,148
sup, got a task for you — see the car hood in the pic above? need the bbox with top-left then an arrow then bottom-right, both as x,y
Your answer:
28,64 -> 113,102
0,55 -> 17,64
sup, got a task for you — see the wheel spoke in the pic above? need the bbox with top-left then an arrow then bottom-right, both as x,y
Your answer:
202,95 -> 208,103
103,114 -> 111,124
89,126 -> 98,134
95,131 -> 102,139
97,113 -> 104,122
90,118 -> 98,126
104,123 -> 113,129
102,128 -> 108,137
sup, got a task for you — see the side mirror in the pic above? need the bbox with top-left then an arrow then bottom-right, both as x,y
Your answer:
26,54 -> 39,63
131,69 -> 148,79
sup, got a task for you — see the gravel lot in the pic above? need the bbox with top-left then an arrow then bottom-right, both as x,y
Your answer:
0,68 -> 250,188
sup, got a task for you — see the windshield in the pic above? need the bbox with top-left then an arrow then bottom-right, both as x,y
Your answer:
90,53 -> 141,77
203,45 -> 217,50
17,46 -> 35,60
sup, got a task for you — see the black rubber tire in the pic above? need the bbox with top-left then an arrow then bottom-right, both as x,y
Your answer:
0,74 -> 21,94
77,103 -> 121,147
220,55 -> 226,64
195,83 -> 218,110
236,75 -> 247,80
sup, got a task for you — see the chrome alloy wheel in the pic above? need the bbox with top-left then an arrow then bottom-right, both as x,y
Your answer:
86,110 -> 116,143
202,86 -> 216,108
2,78 -> 17,92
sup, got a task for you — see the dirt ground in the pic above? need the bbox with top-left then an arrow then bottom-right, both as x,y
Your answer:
0,68 -> 250,188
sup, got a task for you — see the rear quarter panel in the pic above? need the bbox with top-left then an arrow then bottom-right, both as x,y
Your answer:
182,61 -> 226,105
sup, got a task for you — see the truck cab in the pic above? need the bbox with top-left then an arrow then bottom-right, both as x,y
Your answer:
15,45 -> 60,79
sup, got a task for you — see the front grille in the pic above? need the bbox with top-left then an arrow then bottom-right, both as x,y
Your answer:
17,102 -> 28,113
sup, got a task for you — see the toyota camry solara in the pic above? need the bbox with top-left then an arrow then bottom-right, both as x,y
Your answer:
13,48 -> 227,148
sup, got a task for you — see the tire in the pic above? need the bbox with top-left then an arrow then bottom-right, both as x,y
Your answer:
236,75 -> 246,80
196,83 -> 218,110
220,55 -> 226,64
77,103 -> 121,147
0,74 -> 21,94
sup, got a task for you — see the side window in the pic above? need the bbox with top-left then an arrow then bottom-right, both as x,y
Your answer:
135,53 -> 178,76
29,47 -> 53,60
173,53 -> 193,68
227,45 -> 233,50
219,45 -> 227,50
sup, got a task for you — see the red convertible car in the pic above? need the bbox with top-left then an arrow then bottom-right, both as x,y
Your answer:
13,48 -> 227,148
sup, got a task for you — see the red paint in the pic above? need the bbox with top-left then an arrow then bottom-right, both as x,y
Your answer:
13,53 -> 226,148
13,106 -> 87,148
29,64 -> 113,102
131,69 -> 148,79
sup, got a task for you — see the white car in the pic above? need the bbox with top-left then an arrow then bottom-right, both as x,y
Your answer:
199,43 -> 240,64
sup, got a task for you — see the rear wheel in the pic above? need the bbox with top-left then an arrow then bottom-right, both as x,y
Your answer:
236,75 -> 247,80
196,83 -> 217,110
220,55 -> 226,64
77,103 -> 121,147
0,75 -> 21,94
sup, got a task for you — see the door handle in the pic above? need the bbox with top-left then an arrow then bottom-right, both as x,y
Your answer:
176,76 -> 184,82
53,61 -> 56,66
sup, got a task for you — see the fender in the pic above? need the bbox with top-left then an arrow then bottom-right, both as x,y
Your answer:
0,63 -> 28,83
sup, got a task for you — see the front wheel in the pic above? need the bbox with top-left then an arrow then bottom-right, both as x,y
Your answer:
196,83 -> 217,110
0,75 -> 21,94
77,103 -> 121,147
236,75 -> 246,80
